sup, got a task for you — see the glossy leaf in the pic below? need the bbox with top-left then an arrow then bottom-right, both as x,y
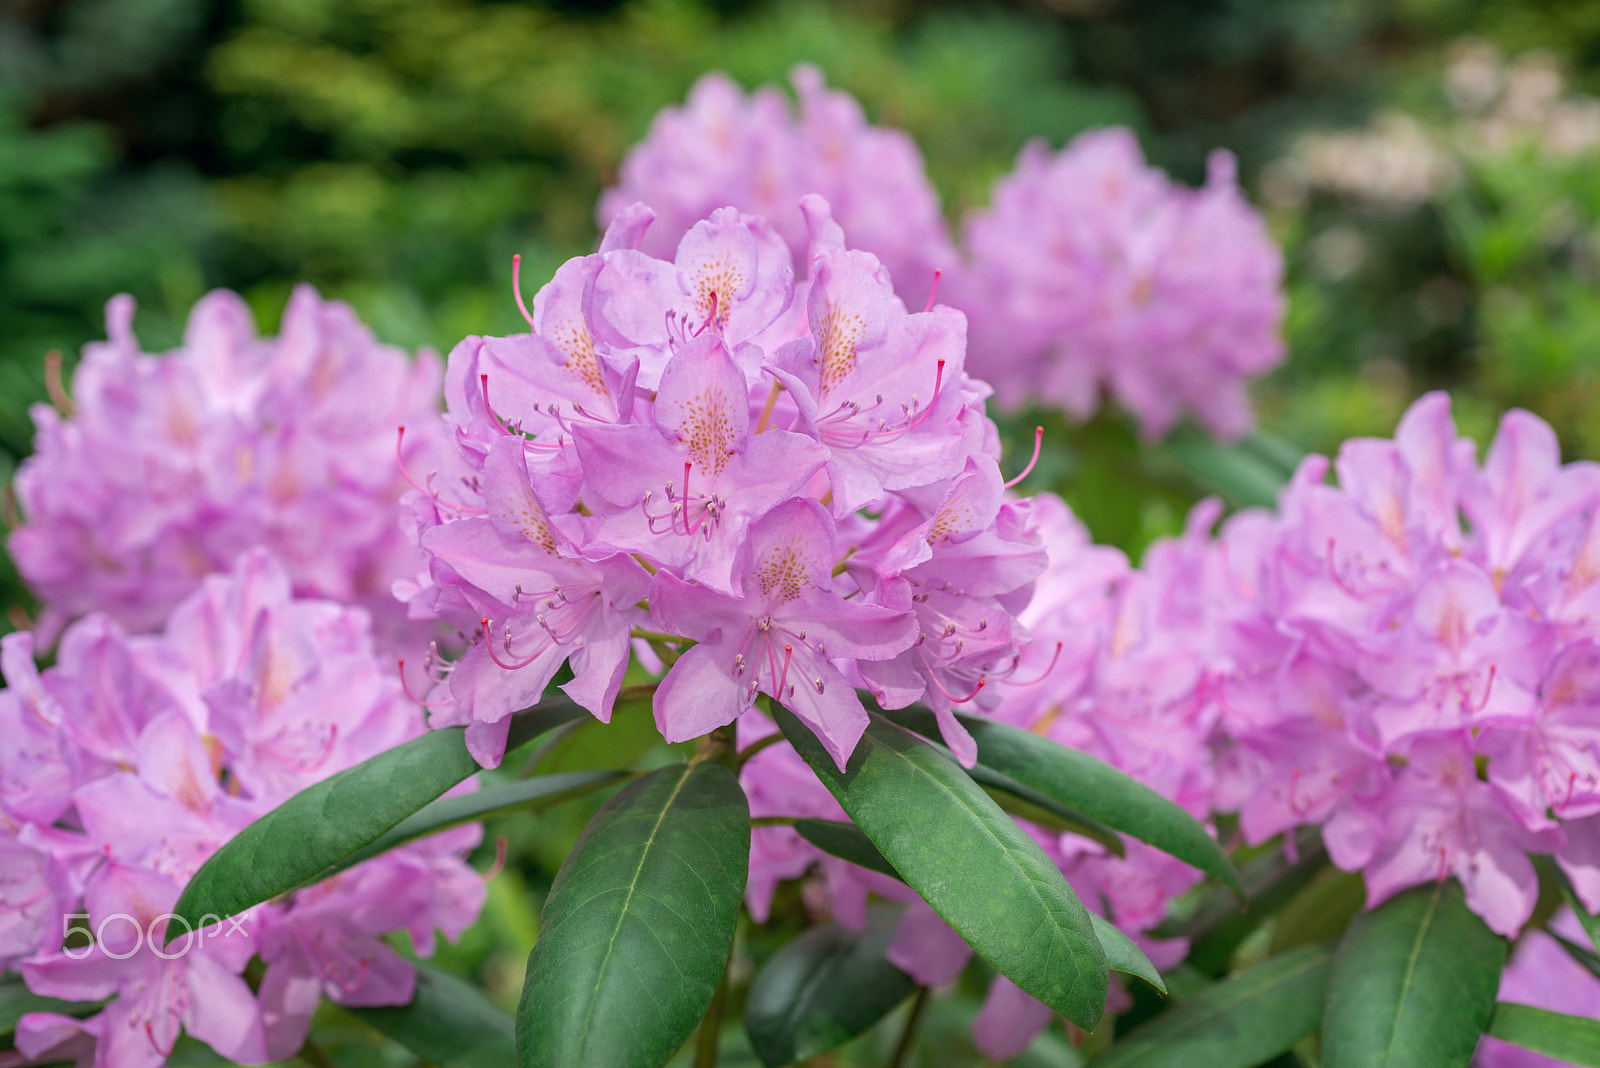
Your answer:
1090,915 -> 1165,995
1091,943 -> 1333,1068
880,705 -> 1239,895
351,962 -> 517,1068
794,818 -> 900,880
1486,1002 -> 1600,1067
743,906 -> 916,1068
1323,881 -> 1507,1068
968,763 -> 1125,856
329,769 -> 630,877
774,704 -> 1109,1029
516,761 -> 750,1068
168,697 -> 586,940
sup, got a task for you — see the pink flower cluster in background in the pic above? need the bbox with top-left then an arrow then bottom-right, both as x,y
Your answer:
959,129 -> 1287,441
604,73 -> 1287,441
403,196 -> 1045,770
9,286 -> 444,649
0,550 -> 483,1068
599,67 -> 956,309
1212,393 -> 1600,936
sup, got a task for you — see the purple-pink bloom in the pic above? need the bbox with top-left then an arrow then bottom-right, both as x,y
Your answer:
599,67 -> 954,306
652,499 -> 916,769
1,551 -> 485,1066
959,128 -> 1285,440
10,287 -> 444,651
414,198 -> 1036,768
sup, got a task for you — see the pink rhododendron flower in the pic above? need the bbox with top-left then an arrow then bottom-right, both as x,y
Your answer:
0,551 -> 484,1067
959,129 -> 1285,440
599,67 -> 955,307
1213,391 -> 1600,935
10,287 -> 444,651
409,198 -> 1040,770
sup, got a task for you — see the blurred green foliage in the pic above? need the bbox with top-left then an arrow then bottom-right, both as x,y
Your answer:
8,1 -> 1600,1062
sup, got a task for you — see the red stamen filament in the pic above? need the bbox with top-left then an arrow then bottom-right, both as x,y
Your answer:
512,254 -> 535,329
481,617 -> 545,670
923,268 -> 942,313
395,426 -> 431,496
1004,426 -> 1044,489
916,643 -> 987,703
398,658 -> 455,707
1002,641 -> 1063,686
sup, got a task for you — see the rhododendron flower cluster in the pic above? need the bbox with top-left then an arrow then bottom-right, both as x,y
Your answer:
403,195 -> 1044,772
1214,392 -> 1600,936
959,129 -> 1286,441
10,286 -> 444,648
736,492 -> 1223,1059
0,550 -> 483,1068
599,67 -> 956,307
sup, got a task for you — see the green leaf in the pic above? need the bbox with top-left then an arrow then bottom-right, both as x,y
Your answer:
968,763 -> 1125,856
1486,1002 -> 1600,1067
793,818 -> 900,880
743,906 -> 917,1068
516,761 -> 750,1068
1090,915 -> 1165,995
1558,868 -> 1600,958
1090,943 -> 1332,1068
774,704 -> 1109,1029
1322,881 -> 1508,1068
879,705 -> 1239,895
168,698 -> 587,941
329,769 -> 630,877
350,962 -> 517,1068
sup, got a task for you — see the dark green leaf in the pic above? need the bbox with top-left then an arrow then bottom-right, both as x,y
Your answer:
743,906 -> 916,1068
774,704 -> 1109,1029
516,761 -> 749,1068
351,962 -> 517,1068
794,818 -> 900,880
1091,943 -> 1332,1068
1559,868 -> 1600,958
329,769 -> 630,877
968,763 -> 1125,856
879,705 -> 1239,895
168,698 -> 586,941
1090,915 -> 1165,995
1323,881 -> 1508,1068
1486,1002 -> 1600,1067
1552,932 -> 1600,982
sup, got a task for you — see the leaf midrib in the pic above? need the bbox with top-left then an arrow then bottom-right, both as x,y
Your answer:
574,765 -> 693,1053
1381,883 -> 1443,1067
869,731 -> 1099,1003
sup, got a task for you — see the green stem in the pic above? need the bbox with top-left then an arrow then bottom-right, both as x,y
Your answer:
693,723 -> 738,769
887,986 -> 930,1068
733,730 -> 786,770
749,815 -> 798,827
693,964 -> 730,1068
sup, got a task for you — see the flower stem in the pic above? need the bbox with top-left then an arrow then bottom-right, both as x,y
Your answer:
733,730 -> 786,770
887,986 -> 930,1068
